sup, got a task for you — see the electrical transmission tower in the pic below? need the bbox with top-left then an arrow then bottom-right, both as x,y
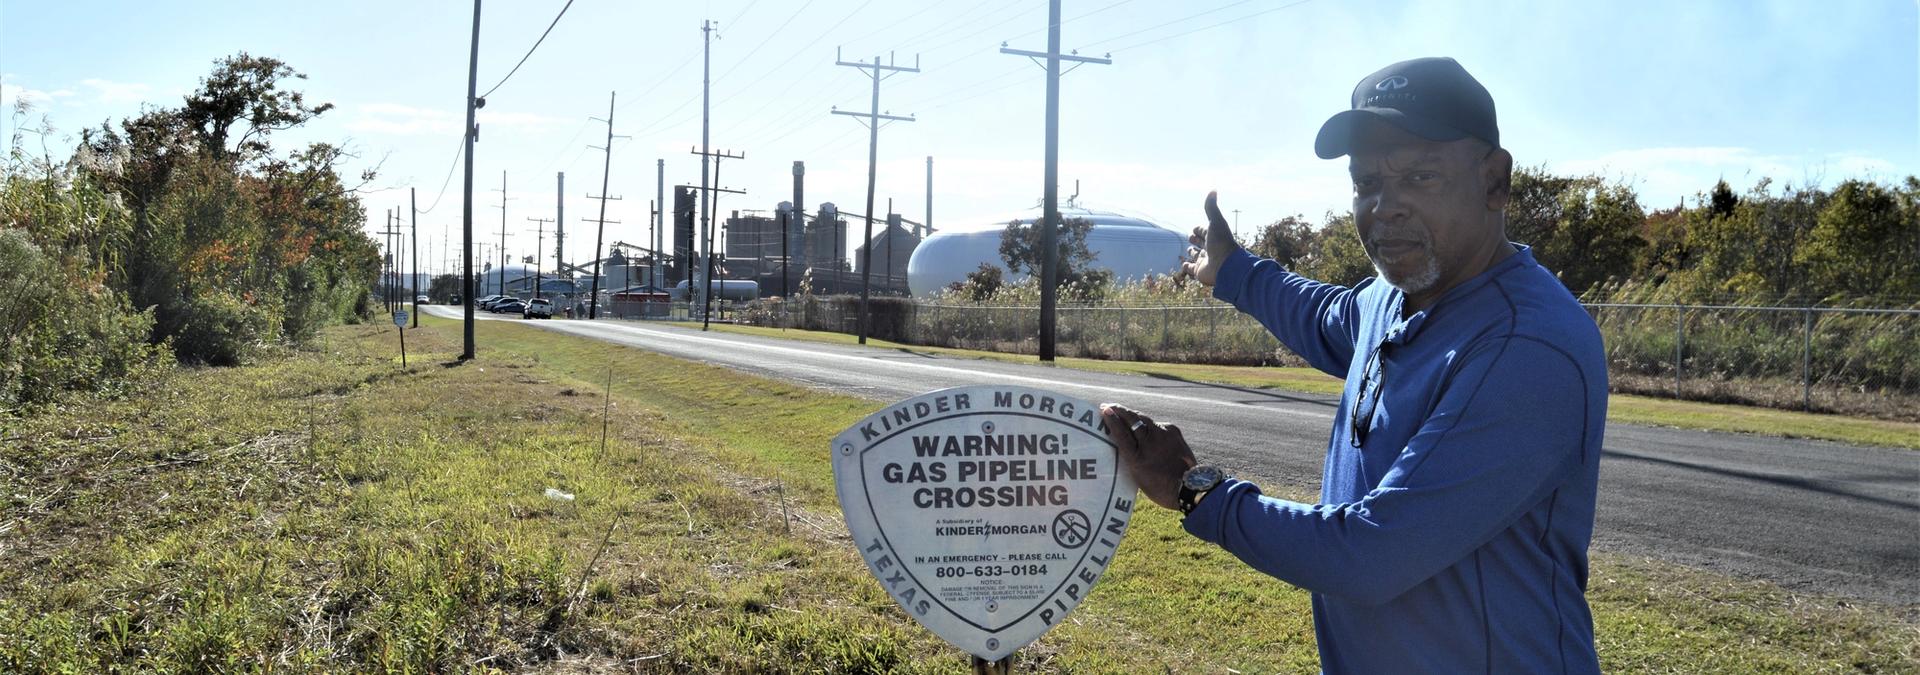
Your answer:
832,47 -> 918,346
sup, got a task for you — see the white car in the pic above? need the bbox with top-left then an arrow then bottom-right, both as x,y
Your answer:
523,298 -> 553,319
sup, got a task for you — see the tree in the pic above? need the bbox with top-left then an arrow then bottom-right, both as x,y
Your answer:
1505,167 -> 1646,295
429,274 -> 463,302
179,53 -> 334,165
947,262 -> 1004,302
1292,212 -> 1375,288
71,53 -> 375,363
1795,179 -> 1920,301
1250,214 -> 1315,269
998,215 -> 1108,299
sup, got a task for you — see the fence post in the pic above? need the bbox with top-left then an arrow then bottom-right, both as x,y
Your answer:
1161,306 -> 1171,351
1208,303 -> 1217,339
1802,307 -> 1814,412
1674,306 -> 1685,398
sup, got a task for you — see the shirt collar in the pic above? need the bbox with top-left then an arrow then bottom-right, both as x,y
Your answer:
1384,244 -> 1533,345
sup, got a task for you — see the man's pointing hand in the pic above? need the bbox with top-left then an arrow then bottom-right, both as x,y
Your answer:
1182,191 -> 1243,287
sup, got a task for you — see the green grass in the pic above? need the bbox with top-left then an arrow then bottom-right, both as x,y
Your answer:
0,317 -> 1912,672
671,321 -> 1920,450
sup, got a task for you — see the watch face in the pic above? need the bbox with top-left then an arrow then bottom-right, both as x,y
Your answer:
1182,465 -> 1224,491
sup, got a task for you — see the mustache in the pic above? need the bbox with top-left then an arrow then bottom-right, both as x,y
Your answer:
1365,230 -> 1431,248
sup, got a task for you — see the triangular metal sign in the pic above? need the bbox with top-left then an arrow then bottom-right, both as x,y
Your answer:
833,385 -> 1138,661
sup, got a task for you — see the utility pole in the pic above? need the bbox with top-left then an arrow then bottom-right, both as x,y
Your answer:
410,187 -> 419,327
382,209 -> 393,312
526,216 -> 553,299
460,0 -> 482,360
647,199 -> 659,289
832,47 -> 918,345
377,212 -> 402,314
654,159 -> 665,289
925,156 -> 933,237
1002,0 -> 1110,362
1232,208 -> 1242,241
886,197 -> 895,292
586,91 -> 628,319
555,172 -> 565,300
690,146 -> 745,329
490,171 -> 515,297
792,161 -> 804,297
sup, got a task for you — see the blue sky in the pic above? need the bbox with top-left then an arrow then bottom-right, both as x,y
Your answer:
3,0 -> 1914,276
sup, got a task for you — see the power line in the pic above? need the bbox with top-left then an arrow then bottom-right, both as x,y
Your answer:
722,0 -> 765,27
479,0 -> 577,99
614,45 -> 703,115
920,2 -> 1047,55
1108,0 -> 1314,53
711,0 -> 875,109
838,1 -> 947,52
417,136 -> 466,214
1077,0 -> 1263,50
713,0 -> 819,83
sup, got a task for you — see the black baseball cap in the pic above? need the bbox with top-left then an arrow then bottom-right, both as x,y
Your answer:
1314,57 -> 1499,159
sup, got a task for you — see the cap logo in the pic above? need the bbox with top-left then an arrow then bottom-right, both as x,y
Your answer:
1375,75 -> 1409,91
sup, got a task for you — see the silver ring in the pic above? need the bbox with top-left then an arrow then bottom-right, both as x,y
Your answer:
1128,419 -> 1148,433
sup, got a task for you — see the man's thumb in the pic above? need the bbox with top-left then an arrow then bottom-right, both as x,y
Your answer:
1204,191 -> 1236,250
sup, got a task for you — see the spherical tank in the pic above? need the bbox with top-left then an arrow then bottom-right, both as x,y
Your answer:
906,208 -> 1188,296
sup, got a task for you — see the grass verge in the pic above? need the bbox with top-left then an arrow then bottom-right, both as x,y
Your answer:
670,321 -> 1920,450
0,317 -> 1911,672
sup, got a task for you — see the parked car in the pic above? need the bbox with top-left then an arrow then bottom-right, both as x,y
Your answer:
475,294 -> 501,308
450,295 -> 461,305
415,295 -> 430,305
482,295 -> 519,311
523,298 -> 553,319
493,300 -> 527,315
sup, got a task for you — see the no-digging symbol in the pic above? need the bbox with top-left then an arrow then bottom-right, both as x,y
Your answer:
832,385 -> 1138,662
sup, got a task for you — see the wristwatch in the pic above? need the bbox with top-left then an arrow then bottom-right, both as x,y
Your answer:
1178,465 -> 1228,515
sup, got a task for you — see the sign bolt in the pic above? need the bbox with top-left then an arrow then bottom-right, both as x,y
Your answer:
986,638 -> 999,651
981,421 -> 995,434
840,443 -> 853,455
986,599 -> 999,613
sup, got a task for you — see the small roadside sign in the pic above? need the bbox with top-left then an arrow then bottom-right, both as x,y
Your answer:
392,310 -> 409,327
833,385 -> 1137,664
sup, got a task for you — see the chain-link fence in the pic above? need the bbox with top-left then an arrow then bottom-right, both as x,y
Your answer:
719,298 -> 1919,419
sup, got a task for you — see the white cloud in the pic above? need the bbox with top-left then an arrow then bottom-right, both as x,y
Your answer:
345,102 -> 571,137
0,77 -> 75,109
79,78 -> 153,104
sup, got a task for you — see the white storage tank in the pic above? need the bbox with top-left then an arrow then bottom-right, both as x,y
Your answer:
672,279 -> 760,302
906,208 -> 1188,296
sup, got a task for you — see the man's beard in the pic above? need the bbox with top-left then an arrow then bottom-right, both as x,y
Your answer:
1366,232 -> 1442,295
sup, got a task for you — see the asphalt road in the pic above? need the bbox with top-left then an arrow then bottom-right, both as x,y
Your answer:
428,307 -> 1920,609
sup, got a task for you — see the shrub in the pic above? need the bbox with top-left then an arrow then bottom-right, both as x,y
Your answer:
0,230 -> 169,408
172,290 -> 280,366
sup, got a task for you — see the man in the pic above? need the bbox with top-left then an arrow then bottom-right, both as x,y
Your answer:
1101,57 -> 1607,673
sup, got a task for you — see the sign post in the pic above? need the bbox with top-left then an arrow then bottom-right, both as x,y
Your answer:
833,385 -> 1137,666
393,309 -> 409,368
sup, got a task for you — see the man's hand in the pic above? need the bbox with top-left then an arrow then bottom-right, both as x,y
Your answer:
1181,191 -> 1243,287
1100,403 -> 1197,511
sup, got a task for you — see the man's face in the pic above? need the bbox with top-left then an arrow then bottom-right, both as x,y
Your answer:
1347,120 -> 1508,301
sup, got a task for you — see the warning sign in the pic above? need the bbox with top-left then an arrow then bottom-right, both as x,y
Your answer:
832,385 -> 1138,661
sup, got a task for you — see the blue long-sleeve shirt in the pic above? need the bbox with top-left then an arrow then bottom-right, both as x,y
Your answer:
1187,245 -> 1606,674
